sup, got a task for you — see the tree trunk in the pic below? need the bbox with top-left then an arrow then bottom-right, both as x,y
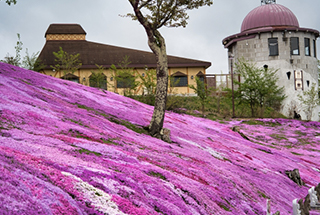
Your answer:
148,41 -> 169,137
128,2 -> 169,138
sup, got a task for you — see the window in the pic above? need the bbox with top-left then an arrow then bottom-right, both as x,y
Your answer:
89,73 -> 107,89
314,39 -> 317,58
198,76 -> 205,83
268,38 -> 279,56
61,73 -> 79,83
286,72 -> 291,80
304,38 -> 310,56
117,77 -> 135,88
171,76 -> 188,87
294,70 -> 303,90
170,72 -> 188,87
196,71 -> 205,83
290,37 -> 300,55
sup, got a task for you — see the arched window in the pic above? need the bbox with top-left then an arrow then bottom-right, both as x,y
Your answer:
170,71 -> 188,87
61,73 -> 80,83
89,72 -> 107,89
196,71 -> 205,83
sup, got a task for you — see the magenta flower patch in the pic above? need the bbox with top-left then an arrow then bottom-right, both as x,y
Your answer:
0,62 -> 319,214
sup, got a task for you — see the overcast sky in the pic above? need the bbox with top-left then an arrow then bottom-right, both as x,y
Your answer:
0,0 -> 319,74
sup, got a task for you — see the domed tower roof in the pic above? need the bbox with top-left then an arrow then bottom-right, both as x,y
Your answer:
241,4 -> 299,32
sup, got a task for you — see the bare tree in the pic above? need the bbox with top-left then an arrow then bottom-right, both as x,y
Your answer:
127,0 -> 213,138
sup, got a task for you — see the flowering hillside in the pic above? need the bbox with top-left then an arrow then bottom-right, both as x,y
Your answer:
0,62 -> 319,215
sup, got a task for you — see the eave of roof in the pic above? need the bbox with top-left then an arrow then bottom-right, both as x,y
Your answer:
38,40 -> 211,70
222,26 -> 320,49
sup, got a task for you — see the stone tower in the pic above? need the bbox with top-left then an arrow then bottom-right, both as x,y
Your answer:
222,2 -> 319,120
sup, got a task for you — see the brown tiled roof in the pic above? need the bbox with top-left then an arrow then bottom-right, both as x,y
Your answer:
45,24 -> 86,36
38,40 -> 211,70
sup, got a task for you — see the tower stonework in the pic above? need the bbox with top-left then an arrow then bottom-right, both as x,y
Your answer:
222,3 -> 319,121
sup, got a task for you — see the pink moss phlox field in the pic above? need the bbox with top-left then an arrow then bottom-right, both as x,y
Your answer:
0,62 -> 319,214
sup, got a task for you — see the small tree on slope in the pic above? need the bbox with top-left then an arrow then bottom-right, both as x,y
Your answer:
51,47 -> 82,80
234,59 -> 286,118
298,83 -> 320,121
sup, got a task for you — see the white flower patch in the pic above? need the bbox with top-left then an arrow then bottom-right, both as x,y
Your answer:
162,181 -> 201,215
205,147 -> 224,160
61,171 -> 127,215
85,167 -> 112,176
91,177 -> 135,195
178,137 -> 224,160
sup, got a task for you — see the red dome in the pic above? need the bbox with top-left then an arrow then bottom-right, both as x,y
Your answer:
241,4 -> 299,32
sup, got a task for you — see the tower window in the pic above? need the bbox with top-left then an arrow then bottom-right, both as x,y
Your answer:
286,72 -> 291,80
313,39 -> 317,58
294,70 -> 303,90
268,38 -> 279,56
290,37 -> 300,55
304,38 -> 310,56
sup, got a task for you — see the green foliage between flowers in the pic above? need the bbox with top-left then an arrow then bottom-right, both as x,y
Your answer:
298,83 -> 320,121
51,47 -> 82,78
189,76 -> 208,115
234,59 -> 286,118
90,65 -> 107,89
110,56 -> 139,96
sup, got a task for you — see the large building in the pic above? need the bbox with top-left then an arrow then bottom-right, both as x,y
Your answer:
38,24 -> 211,95
222,0 -> 319,121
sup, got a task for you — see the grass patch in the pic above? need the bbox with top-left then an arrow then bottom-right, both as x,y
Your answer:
108,116 -> 148,135
257,190 -> 268,199
41,87 -> 54,92
76,103 -> 96,112
257,148 -> 272,154
76,148 -> 102,156
241,120 -> 265,126
295,131 -> 307,136
270,134 -> 288,141
66,118 -> 87,127
21,79 -> 32,85
242,120 -> 281,127
297,138 -> 313,145
75,103 -> 148,135
147,171 -> 167,181
100,138 -> 119,146
217,202 -> 231,211
282,144 -> 293,149
291,152 -> 303,156
66,129 -> 92,141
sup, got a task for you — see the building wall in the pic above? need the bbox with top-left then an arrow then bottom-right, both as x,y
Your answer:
228,31 -> 319,121
42,66 -> 206,96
